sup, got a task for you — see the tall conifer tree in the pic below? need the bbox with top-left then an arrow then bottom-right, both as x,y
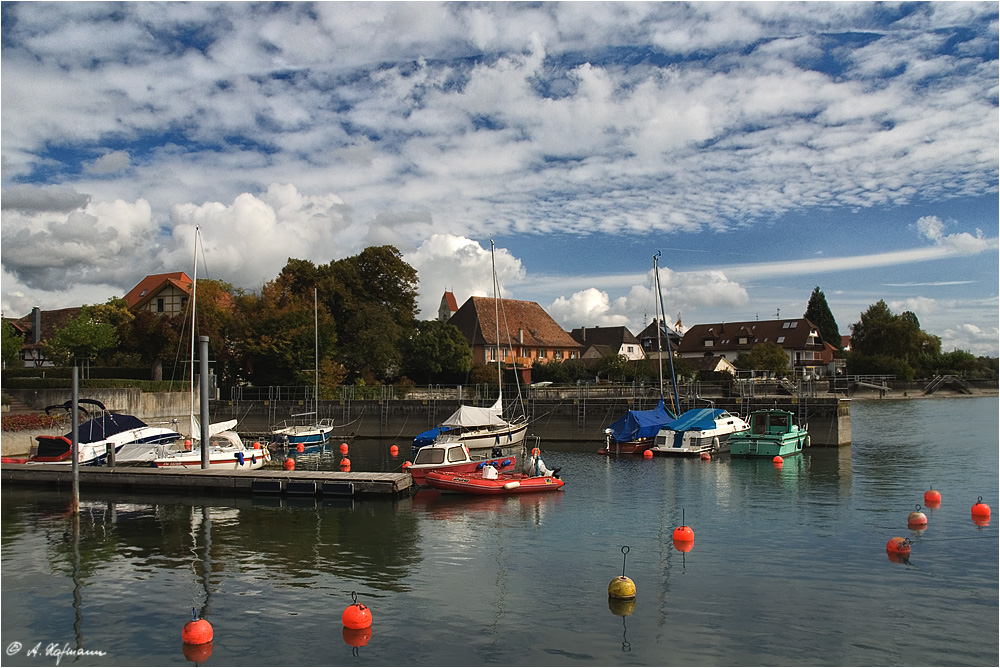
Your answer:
804,286 -> 841,349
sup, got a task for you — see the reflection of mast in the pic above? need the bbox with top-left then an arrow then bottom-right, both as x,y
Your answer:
72,511 -> 83,651
194,506 -> 213,618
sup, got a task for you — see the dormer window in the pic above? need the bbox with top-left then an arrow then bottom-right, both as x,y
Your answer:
738,337 -> 748,345
703,338 -> 715,348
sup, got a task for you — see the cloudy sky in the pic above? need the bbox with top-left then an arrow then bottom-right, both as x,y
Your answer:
2,2 -> 997,355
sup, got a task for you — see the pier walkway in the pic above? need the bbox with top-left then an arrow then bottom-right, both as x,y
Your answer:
1,463 -> 413,498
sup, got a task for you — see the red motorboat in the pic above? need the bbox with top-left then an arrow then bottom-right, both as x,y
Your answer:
407,441 -> 518,486
424,467 -> 564,495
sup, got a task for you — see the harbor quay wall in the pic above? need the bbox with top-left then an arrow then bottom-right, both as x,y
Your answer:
216,395 -> 853,447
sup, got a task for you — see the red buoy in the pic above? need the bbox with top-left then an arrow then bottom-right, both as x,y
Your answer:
971,497 -> 991,520
643,449 -> 653,459
342,592 -> 372,629
182,610 -> 213,645
390,444 -> 399,456
342,626 -> 372,648
402,460 -> 411,470
672,537 -> 693,552
284,458 -> 295,471
184,440 -> 192,451
886,537 -> 910,555
673,525 -> 694,542
700,452 -> 711,461
296,443 -> 305,453
773,455 -> 783,467
340,442 -> 349,455
924,488 -> 941,506
182,641 -> 213,663
340,457 -> 351,472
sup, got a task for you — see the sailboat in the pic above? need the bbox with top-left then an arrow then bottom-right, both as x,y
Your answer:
269,288 -> 335,448
599,252 -> 680,455
411,241 -> 528,460
153,226 -> 269,470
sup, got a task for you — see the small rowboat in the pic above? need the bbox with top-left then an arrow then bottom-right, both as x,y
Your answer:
424,469 -> 564,495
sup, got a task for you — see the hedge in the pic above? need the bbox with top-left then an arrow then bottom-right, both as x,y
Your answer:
2,367 -> 155,380
3,378 -> 190,392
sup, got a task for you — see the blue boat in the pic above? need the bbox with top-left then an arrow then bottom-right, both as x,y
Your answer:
599,397 -> 676,455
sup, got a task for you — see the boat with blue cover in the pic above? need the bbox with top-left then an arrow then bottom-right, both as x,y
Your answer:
728,410 -> 809,457
650,408 -> 749,456
599,398 -> 676,455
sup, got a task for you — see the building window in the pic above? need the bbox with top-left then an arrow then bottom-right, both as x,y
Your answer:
777,336 -> 785,344
486,346 -> 497,361
156,298 -> 164,312
703,339 -> 714,348
569,351 -> 578,359
554,350 -> 563,360
738,337 -> 748,345
538,349 -> 547,359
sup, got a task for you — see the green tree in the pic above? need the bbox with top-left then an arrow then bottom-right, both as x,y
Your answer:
120,310 -> 185,381
804,286 -> 841,349
734,342 -> 791,376
400,319 -> 473,383
848,300 -> 942,378
2,320 -> 24,368
596,353 -> 630,383
44,311 -> 119,365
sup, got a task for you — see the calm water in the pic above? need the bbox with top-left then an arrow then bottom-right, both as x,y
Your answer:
2,397 -> 997,666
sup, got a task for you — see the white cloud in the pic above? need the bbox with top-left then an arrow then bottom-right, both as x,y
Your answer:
86,150 -> 131,175
940,323 -> 1000,357
916,215 -> 993,254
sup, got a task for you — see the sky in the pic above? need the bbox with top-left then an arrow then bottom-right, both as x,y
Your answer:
2,1 -> 997,356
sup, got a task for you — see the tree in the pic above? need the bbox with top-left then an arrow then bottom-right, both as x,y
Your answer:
44,311 -> 119,365
735,342 -> 790,376
596,354 -> 630,383
2,320 -> 24,368
120,310 -> 185,381
400,319 -> 473,383
804,286 -> 841,349
848,300 -> 942,378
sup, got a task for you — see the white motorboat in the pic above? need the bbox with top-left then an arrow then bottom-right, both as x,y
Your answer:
651,408 -> 750,455
152,425 -> 270,470
30,399 -> 181,465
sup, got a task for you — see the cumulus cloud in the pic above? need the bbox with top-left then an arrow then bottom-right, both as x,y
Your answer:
940,323 -> 1000,357
86,150 -> 131,175
1,184 -> 91,212
916,215 -> 993,254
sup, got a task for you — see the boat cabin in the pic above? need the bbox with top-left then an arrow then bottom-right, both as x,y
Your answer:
413,443 -> 474,466
750,411 -> 793,435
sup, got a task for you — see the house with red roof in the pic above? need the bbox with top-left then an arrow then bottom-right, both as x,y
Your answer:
447,296 -> 583,383
123,272 -> 193,315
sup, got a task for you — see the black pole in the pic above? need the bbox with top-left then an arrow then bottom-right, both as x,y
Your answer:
71,366 -> 79,513
200,336 -> 210,469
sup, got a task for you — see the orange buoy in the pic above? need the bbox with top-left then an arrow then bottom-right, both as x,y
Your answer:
673,525 -> 694,541
253,441 -> 261,449
296,443 -> 305,453
773,455 -> 783,467
886,537 -> 910,555
672,538 -> 693,552
184,440 -> 192,451
340,442 -> 349,455
971,497 -> 991,520
340,457 -> 351,472
907,505 -> 928,527
283,458 -> 295,471
532,448 -> 540,456
402,460 -> 412,470
924,488 -> 941,506
642,449 -> 653,459
390,444 -> 399,456
182,609 -> 214,645
700,452 -> 711,461
342,592 -> 372,629
342,626 -> 372,648
182,641 -> 214,663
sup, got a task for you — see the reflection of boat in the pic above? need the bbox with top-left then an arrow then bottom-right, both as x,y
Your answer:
407,441 -> 519,486
425,468 -> 564,495
651,408 -> 750,456
30,399 -> 181,465
729,410 -> 809,457
153,427 -> 270,469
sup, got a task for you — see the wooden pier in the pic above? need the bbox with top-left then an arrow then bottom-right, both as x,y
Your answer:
0,463 -> 413,498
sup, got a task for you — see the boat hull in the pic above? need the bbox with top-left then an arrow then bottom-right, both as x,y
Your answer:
598,437 -> 654,456
152,448 -> 269,470
435,422 -> 528,454
409,456 -> 519,486
729,433 -> 808,457
425,471 -> 564,495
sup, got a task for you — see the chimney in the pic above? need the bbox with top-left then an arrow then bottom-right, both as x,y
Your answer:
581,327 -> 586,342
32,307 -> 41,344
518,328 -> 524,344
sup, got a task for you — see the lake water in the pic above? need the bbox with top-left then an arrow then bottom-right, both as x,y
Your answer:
2,397 -> 997,666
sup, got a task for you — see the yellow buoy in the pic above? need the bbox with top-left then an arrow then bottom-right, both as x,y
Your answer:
608,575 -> 636,600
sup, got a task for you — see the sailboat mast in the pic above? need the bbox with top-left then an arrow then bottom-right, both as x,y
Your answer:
190,227 -> 200,431
653,252 -> 664,399
314,287 -> 319,416
653,252 -> 681,414
491,240 -> 502,406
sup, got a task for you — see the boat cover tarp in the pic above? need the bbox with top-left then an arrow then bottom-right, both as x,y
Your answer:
606,398 -> 676,443
666,408 -> 725,433
441,397 -> 507,428
412,426 -> 452,449
69,413 -> 149,442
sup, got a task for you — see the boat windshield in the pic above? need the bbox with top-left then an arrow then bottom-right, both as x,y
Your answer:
446,446 -> 468,463
414,448 -> 445,465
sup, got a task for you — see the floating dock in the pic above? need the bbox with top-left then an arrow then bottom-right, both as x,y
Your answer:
1,464 -> 413,498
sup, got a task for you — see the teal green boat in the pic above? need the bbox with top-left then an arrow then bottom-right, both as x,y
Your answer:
729,410 -> 809,457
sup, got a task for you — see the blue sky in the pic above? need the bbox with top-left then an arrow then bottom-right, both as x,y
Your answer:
2,2 -> 997,355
